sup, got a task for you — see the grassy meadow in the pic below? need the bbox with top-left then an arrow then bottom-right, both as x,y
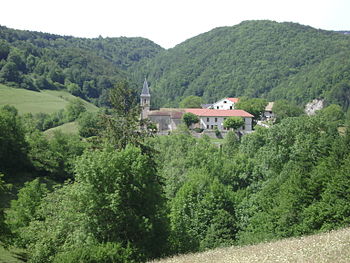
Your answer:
44,121 -> 79,137
0,245 -> 26,263
150,227 -> 350,263
0,84 -> 98,114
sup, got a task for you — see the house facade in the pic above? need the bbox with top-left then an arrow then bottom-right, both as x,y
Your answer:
185,109 -> 253,132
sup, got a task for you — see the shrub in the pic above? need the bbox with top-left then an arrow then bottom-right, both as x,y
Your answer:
193,127 -> 203,133
53,242 -> 138,263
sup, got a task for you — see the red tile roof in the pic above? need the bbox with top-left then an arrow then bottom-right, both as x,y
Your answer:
185,109 -> 253,117
227,98 -> 240,103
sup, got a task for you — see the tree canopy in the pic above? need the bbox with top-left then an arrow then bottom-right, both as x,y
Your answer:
2,21 -> 350,111
223,116 -> 245,130
236,97 -> 268,120
138,21 -> 350,110
179,95 -> 203,108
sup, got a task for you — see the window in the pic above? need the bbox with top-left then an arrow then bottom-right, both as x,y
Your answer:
230,106 -> 233,109
224,101 -> 227,103
207,117 -> 209,122
217,106 -> 219,109
211,125 -> 214,129
215,118 -> 217,122
207,125 -> 209,129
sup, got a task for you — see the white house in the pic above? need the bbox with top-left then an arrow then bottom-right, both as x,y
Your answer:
185,108 -> 253,132
209,98 -> 240,110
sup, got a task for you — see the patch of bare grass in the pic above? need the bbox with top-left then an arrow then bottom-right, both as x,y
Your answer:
151,227 -> 350,263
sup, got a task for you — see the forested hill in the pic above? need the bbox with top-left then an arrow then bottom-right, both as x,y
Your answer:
141,20 -> 350,110
0,25 -> 163,105
1,21 -> 350,110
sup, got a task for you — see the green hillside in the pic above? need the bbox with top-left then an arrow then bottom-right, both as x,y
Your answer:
2,21 -> 349,110
0,84 -> 98,114
0,25 -> 163,105
141,20 -> 350,109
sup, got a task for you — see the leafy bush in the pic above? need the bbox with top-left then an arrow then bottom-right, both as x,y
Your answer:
170,170 -> 237,253
223,116 -> 244,130
193,127 -> 203,133
53,242 -> 137,263
182,112 -> 199,128
5,178 -> 48,247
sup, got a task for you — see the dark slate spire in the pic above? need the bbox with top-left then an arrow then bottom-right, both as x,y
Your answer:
141,78 -> 150,97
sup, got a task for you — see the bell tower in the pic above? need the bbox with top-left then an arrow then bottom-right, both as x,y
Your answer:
140,78 -> 150,119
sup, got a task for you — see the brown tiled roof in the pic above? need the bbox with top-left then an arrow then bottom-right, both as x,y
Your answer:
148,111 -> 171,116
171,111 -> 184,119
148,109 -> 184,118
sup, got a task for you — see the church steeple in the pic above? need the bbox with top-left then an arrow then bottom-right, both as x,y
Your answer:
140,78 -> 150,119
141,78 -> 150,97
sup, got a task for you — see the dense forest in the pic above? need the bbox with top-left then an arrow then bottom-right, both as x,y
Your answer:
140,20 -> 350,109
0,82 -> 350,262
1,20 -> 350,110
0,25 -> 163,105
1,20 -> 350,262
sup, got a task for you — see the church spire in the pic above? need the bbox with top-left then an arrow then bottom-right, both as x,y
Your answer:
140,78 -> 150,119
141,78 -> 150,97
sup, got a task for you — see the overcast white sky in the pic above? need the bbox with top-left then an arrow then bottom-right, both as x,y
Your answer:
1,0 -> 350,48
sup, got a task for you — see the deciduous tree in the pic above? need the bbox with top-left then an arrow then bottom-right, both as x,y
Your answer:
223,116 -> 244,130
182,112 -> 199,128
179,96 -> 203,108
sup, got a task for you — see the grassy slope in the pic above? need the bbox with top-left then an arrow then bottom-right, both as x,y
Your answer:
150,227 -> 350,263
0,84 -> 98,114
44,121 -> 79,137
0,245 -> 26,263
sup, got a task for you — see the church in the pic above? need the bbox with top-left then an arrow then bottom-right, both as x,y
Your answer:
140,79 -> 253,135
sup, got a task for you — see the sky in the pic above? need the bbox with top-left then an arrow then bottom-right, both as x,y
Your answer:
1,0 -> 350,48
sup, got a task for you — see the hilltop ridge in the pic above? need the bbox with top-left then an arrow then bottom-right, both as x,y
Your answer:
140,20 -> 350,109
1,20 -> 350,110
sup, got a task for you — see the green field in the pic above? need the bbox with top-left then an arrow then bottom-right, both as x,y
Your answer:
0,245 -> 26,263
0,84 -> 98,114
44,121 -> 80,137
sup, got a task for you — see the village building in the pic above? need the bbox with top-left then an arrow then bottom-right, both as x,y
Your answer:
207,97 -> 240,110
140,79 -> 253,135
263,102 -> 274,119
185,108 -> 253,132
